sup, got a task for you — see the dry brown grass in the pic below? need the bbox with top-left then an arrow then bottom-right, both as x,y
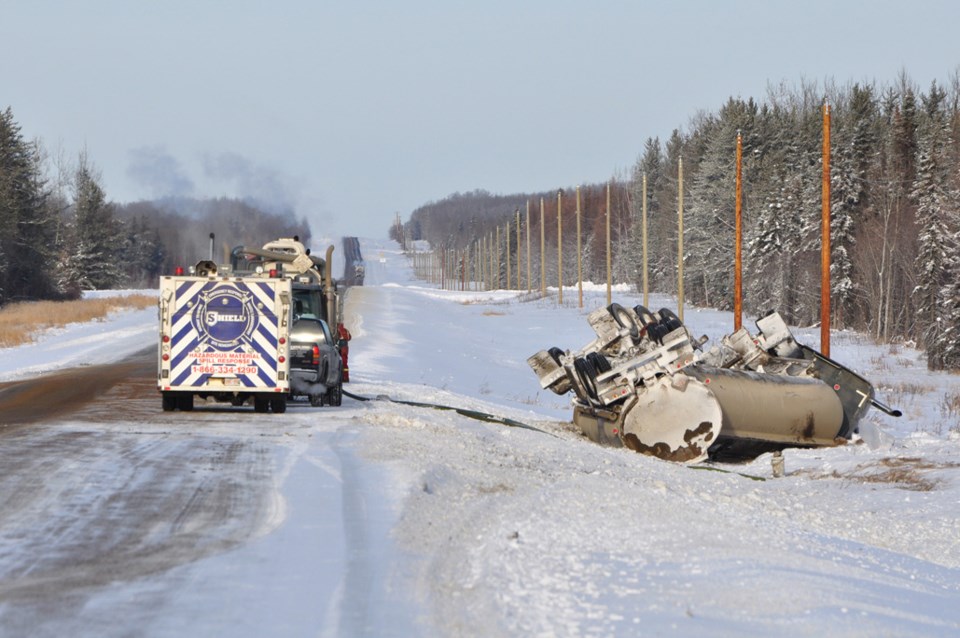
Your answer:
798,456 -> 959,492
0,294 -> 155,348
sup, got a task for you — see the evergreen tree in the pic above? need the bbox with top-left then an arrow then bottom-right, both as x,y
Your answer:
0,107 -> 60,303
62,154 -> 123,291
911,81 -> 953,369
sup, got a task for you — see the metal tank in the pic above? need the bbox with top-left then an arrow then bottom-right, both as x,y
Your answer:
529,304 -> 899,463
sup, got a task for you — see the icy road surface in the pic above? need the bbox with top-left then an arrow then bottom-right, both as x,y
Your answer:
0,238 -> 959,637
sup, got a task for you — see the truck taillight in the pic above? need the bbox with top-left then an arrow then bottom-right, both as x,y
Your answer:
174,266 -> 184,276
279,356 -> 285,363
162,353 -> 170,361
162,335 -> 170,343
279,337 -> 286,344
312,345 -> 320,365
269,268 -> 278,278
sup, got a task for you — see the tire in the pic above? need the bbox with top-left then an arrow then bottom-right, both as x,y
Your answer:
177,393 -> 194,411
607,303 -> 640,343
254,396 -> 270,413
573,357 -> 599,402
310,394 -> 324,407
326,379 -> 343,407
658,308 -> 683,332
270,396 -> 287,414
633,304 -> 656,325
586,351 -> 611,373
162,392 -> 177,412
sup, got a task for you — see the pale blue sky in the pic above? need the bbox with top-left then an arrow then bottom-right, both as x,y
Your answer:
3,0 -> 958,237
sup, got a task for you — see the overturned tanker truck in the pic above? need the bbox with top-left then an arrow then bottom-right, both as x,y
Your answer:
528,304 -> 900,463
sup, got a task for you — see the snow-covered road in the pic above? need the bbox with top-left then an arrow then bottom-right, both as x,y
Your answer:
0,238 -> 958,637
0,356 -> 419,637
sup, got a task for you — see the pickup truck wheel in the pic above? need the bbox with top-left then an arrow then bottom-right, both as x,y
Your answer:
162,393 -> 177,412
270,396 -> 287,414
326,380 -> 343,407
254,397 -> 270,413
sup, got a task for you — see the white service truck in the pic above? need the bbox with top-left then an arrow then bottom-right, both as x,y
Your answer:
158,260 -> 293,413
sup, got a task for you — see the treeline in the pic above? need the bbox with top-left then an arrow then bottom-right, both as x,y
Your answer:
0,107 -> 309,305
395,74 -> 960,370
113,197 -> 309,281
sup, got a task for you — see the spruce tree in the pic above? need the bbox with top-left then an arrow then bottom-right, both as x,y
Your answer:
0,107 -> 60,303
911,81 -> 953,369
62,154 -> 122,291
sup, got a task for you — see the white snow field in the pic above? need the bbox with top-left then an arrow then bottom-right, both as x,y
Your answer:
0,238 -> 957,637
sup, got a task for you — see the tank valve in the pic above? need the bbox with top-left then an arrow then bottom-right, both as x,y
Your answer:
771,450 -> 785,478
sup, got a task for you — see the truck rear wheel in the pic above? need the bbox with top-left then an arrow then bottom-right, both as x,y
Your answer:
162,393 -> 177,412
326,380 -> 343,407
178,394 -> 194,411
270,396 -> 287,413
254,396 -> 270,413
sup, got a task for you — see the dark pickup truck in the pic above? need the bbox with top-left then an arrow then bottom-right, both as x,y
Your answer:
289,317 -> 343,406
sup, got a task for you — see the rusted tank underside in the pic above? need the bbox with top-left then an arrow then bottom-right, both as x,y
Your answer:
528,305 -> 897,464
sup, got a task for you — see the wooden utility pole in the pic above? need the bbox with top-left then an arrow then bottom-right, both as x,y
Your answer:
484,234 -> 489,290
495,226 -> 501,289
515,210 -> 521,290
576,185 -> 583,308
821,101 -> 832,357
678,158 -> 685,322
735,131 -> 743,332
479,236 -> 485,290
526,201 -> 532,292
557,190 -> 563,304
606,182 -> 612,306
540,197 -> 545,296
476,239 -> 482,291
642,173 -> 649,308
505,220 -> 511,290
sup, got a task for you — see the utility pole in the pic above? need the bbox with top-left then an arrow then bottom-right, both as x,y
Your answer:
821,101 -> 832,357
515,210 -> 521,290
526,201 -> 532,292
557,190 -> 563,304
505,220 -> 511,291
540,197 -> 545,296
606,182 -> 612,306
576,185 -> 583,308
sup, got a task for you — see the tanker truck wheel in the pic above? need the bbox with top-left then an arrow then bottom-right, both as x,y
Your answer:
586,351 -> 611,373
632,304 -> 657,326
573,356 -> 601,403
607,303 -> 640,343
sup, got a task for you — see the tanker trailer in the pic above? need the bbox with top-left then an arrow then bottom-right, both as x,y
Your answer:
527,305 -> 899,463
